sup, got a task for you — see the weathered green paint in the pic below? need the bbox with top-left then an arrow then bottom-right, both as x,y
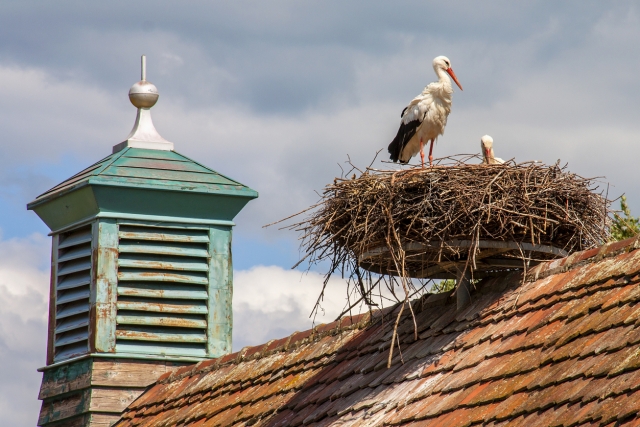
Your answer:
39,358 -> 92,400
31,146 -> 256,370
93,220 -> 118,353
207,226 -> 233,357
30,186 -> 101,233
37,356 -> 195,426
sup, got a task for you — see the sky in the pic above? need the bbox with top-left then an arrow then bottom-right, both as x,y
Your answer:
1,1 -> 640,425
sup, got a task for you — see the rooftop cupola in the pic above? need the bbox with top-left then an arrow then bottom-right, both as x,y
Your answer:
28,56 -> 258,427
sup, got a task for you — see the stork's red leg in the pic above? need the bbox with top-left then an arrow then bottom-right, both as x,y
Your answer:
428,139 -> 435,166
420,139 -> 425,168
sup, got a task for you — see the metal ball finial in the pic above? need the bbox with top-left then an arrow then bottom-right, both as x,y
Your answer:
129,55 -> 159,109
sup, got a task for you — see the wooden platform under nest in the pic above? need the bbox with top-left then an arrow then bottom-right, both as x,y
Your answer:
358,238 -> 569,279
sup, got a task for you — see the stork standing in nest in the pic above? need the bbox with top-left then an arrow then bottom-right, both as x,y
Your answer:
388,56 -> 463,168
481,135 -> 504,164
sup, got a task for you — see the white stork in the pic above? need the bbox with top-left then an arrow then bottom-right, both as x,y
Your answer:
388,56 -> 463,167
481,135 -> 504,164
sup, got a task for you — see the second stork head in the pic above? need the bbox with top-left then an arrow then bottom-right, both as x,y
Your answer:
481,135 -> 505,164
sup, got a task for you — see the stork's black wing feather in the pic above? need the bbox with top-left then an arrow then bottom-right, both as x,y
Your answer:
388,118 -> 420,163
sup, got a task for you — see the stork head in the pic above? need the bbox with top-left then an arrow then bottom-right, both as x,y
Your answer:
433,56 -> 463,91
481,135 -> 494,162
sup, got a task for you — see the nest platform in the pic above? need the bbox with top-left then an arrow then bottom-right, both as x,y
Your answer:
359,238 -> 568,279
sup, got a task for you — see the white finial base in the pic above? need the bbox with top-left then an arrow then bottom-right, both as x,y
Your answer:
113,108 -> 174,153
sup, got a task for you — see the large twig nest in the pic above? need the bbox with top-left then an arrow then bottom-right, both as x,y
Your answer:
289,156 -> 611,284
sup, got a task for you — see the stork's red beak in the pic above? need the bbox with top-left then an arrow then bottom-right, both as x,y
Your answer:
447,67 -> 463,91
485,148 -> 490,159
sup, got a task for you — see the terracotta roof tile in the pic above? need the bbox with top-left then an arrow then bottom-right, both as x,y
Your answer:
489,392 -> 530,421
603,369 -> 640,397
597,392 -> 640,426
115,243 -> 640,427
558,355 -> 602,382
605,304 -> 640,331
467,375 -> 535,407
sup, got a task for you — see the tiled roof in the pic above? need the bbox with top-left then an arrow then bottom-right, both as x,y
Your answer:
116,236 -> 640,427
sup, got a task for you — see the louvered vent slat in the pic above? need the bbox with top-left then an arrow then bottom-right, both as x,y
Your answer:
57,258 -> 92,276
57,287 -> 91,305
57,228 -> 92,249
54,225 -> 92,362
117,300 -> 208,314
57,244 -> 92,263
55,315 -> 90,334
56,272 -> 91,291
116,224 -> 209,357
118,270 -> 208,285
56,300 -> 91,319
55,341 -> 91,362
117,283 -> 208,300
55,328 -> 91,347
116,312 -> 207,328
119,241 -> 209,258
119,227 -> 209,243
118,257 -> 209,271
116,328 -> 207,343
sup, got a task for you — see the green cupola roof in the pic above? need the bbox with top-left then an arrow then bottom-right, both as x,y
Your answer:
28,147 -> 257,232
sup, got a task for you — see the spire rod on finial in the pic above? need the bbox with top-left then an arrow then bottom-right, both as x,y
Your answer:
141,55 -> 146,81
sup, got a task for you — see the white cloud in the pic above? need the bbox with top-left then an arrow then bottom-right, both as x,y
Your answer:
232,265 -> 357,350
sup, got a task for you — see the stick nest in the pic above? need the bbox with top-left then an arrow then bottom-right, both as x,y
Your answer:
284,156 -> 611,316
